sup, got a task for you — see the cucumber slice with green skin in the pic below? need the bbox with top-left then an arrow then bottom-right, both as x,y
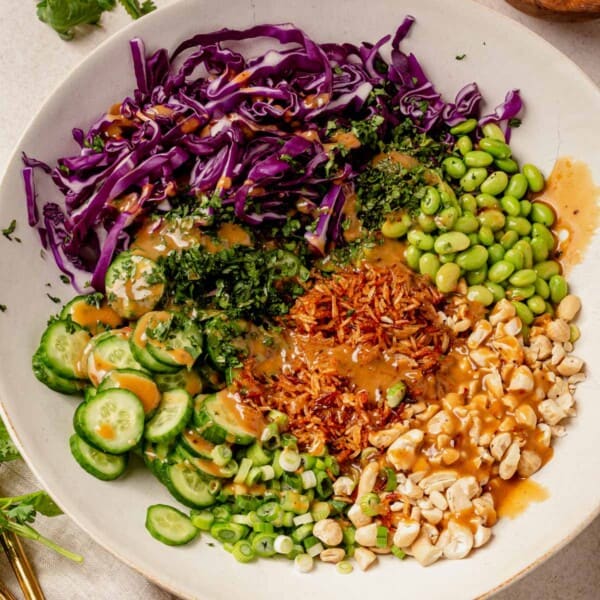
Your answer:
130,312 -> 180,375
177,447 -> 238,479
87,335 -> 145,387
98,369 -> 161,417
39,320 -> 91,379
145,504 -> 198,546
69,433 -> 128,480
154,369 -> 204,395
32,348 -> 87,395
145,313 -> 203,369
79,389 -> 145,454
143,440 -> 173,485
166,463 -> 219,508
60,294 -> 123,335
194,390 -> 263,446
145,389 -> 192,444
178,428 -> 216,459
84,386 -> 97,402
105,252 -> 166,320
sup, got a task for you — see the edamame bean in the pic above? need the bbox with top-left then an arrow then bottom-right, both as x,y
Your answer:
527,295 -> 546,315
532,223 -> 555,251
381,213 -> 412,238
520,200 -> 532,217
443,156 -> 467,179
467,285 -> 494,306
506,216 -> 532,237
500,194 -> 521,217
507,286 -> 535,301
407,229 -> 435,251
405,245 -> 422,271
454,213 -> 480,234
456,136 -> 473,156
434,231 -> 471,255
417,213 -> 437,233
549,274 -> 568,304
513,240 -> 533,269
478,209 -> 506,232
479,138 -> 512,159
522,164 -> 545,193
488,260 -> 515,283
467,266 -> 488,285
504,247 -> 524,270
482,123 -> 506,142
495,157 -> 519,174
530,202 -> 555,226
436,263 -> 461,293
531,236 -> 549,263
480,171 -> 509,196
460,168 -> 488,192
419,252 -> 440,280
435,207 -> 459,231
500,230 -> 519,250
476,193 -> 500,209
440,253 -> 457,264
485,281 -> 505,302
450,118 -> 478,135
488,243 -> 505,263
479,226 -> 495,247
512,301 -> 534,325
465,151 -> 494,168
456,245 -> 489,271
545,302 -> 555,317
421,186 -> 441,215
534,277 -> 550,299
467,233 -> 479,246
438,182 -> 458,207
460,194 -> 478,214
570,324 -> 581,343
509,268 -> 537,287
535,260 -> 560,280
506,173 -> 528,199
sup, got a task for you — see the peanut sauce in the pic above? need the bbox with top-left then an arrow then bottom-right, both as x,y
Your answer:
489,478 -> 549,519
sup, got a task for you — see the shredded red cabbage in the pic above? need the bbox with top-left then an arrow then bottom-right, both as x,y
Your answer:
22,17 -> 522,291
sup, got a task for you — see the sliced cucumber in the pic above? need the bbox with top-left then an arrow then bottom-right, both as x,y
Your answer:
130,312 -> 180,374
143,440 -> 173,485
69,433 -> 128,480
155,369 -> 204,396
39,319 -> 91,379
32,348 -> 87,395
87,334 -> 144,386
145,504 -> 198,546
61,294 -> 123,335
145,312 -> 203,369
195,389 -> 263,445
145,389 -> 192,443
98,369 -> 161,417
178,428 -> 216,459
178,447 -> 238,479
105,252 -> 166,320
166,462 -> 219,508
79,389 -> 145,454
196,363 -> 226,392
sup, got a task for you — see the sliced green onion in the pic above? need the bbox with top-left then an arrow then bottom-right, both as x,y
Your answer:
223,542 -> 235,553
360,447 -> 379,461
288,544 -> 305,560
267,409 -> 289,431
260,465 -> 275,481
359,492 -> 381,517
336,560 -> 354,574
260,422 -> 281,450
293,512 -> 313,527
274,534 -> 294,554
310,501 -> 331,522
210,522 -> 248,544
232,539 -> 255,563
246,466 -> 262,486
391,545 -> 406,560
212,506 -> 231,522
324,455 -> 340,476
272,450 -> 284,478
281,433 -> 298,449
234,495 -> 261,513
382,467 -> 397,492
279,448 -> 301,472
280,491 -> 310,514
342,526 -> 356,546
305,537 -> 324,557
253,521 -> 275,534
252,533 -> 276,557
301,470 -> 317,489
330,499 -> 351,516
294,553 -> 314,573
315,458 -> 326,471
282,472 -> 303,492
282,511 -> 295,528
190,510 -> 214,531
245,442 -> 272,466
234,457 -> 253,484
301,454 -> 317,470
231,514 -> 253,527
386,381 -> 406,407
316,471 -> 333,499
291,523 -> 314,543
376,525 -> 389,548
211,444 -> 233,467
257,501 -> 282,523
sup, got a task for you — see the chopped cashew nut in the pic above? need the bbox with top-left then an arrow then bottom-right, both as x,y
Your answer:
392,519 -> 421,548
355,523 -> 378,547
312,519 -> 343,547
441,520 -> 474,560
354,547 -> 377,571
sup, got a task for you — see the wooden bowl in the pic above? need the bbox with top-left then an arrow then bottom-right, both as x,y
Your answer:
507,0 -> 600,20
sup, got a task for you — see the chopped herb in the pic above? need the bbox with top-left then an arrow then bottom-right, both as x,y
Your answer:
84,293 -> 103,308
508,118 -> 522,128
46,294 -> 61,304
2,220 -> 16,241
59,274 -> 70,284
0,305 -> 6,313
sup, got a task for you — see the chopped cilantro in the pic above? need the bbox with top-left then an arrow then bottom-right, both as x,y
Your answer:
2,220 -> 16,241
59,274 -> 70,284
455,54 -> 466,61
46,294 -> 61,304
0,305 -> 6,313
508,118 -> 522,128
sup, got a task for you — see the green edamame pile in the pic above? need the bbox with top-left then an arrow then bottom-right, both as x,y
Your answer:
383,120 -> 566,322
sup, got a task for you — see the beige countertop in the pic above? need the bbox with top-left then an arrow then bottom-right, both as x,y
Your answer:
0,1 -> 598,598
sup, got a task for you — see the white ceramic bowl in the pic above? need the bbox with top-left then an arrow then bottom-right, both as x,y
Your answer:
1,1 -> 599,598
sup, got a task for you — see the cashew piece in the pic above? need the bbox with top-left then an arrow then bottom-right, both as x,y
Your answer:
354,547 -> 377,571
312,519 -> 343,547
440,520 -> 474,560
499,441 -> 521,480
556,295 -> 581,322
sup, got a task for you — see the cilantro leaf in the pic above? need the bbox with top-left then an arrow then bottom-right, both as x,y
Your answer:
0,418 -> 20,462
118,0 -> 156,19
36,0 -> 117,39
2,219 -> 16,241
